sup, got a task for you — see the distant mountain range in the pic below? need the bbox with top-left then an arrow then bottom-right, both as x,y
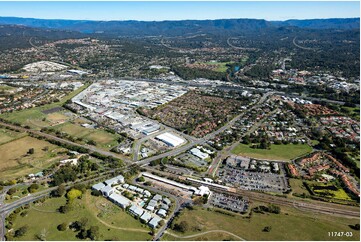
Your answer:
0,16 -> 359,37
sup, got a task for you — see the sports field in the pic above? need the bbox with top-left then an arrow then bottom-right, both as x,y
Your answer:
163,205 -> 359,241
231,143 -> 313,161
202,61 -> 232,72
0,136 -> 66,180
9,191 -> 151,241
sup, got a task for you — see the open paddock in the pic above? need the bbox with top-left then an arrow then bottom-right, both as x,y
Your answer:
164,204 -> 359,241
0,136 -> 65,180
52,122 -> 120,149
0,128 -> 27,145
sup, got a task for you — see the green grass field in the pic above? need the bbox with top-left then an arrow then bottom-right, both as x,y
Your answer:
0,128 -> 27,145
289,178 -> 310,196
202,61 -> 233,72
231,143 -> 313,161
52,122 -> 120,149
163,205 -> 359,241
9,192 -> 151,241
0,136 -> 66,180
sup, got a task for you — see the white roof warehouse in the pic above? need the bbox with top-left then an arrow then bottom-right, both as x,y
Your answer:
155,132 -> 185,147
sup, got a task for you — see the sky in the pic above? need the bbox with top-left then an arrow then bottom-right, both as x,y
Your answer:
0,1 -> 359,21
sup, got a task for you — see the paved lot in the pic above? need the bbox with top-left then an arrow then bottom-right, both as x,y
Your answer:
218,167 -> 288,193
209,192 -> 248,213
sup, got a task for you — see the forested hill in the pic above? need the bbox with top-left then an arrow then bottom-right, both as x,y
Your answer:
271,18 -> 360,30
0,17 -> 359,37
0,25 -> 86,50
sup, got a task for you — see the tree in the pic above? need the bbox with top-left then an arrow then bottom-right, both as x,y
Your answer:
14,226 -> 28,237
263,226 -> 272,232
174,221 -> 189,233
28,183 -> 39,193
59,204 -> 72,214
268,204 -> 281,214
77,229 -> 88,239
57,223 -> 68,231
28,148 -> 35,154
87,226 -> 100,240
7,187 -> 17,195
55,184 -> 66,197
91,190 -> 102,196
350,224 -> 360,231
66,188 -> 82,201
88,140 -> 97,146
137,176 -> 145,182
20,211 -> 28,217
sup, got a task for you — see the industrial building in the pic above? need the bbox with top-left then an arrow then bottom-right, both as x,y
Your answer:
132,122 -> 160,135
190,148 -> 209,159
155,132 -> 185,147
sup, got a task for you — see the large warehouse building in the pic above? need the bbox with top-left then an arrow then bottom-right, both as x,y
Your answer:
155,132 -> 185,147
